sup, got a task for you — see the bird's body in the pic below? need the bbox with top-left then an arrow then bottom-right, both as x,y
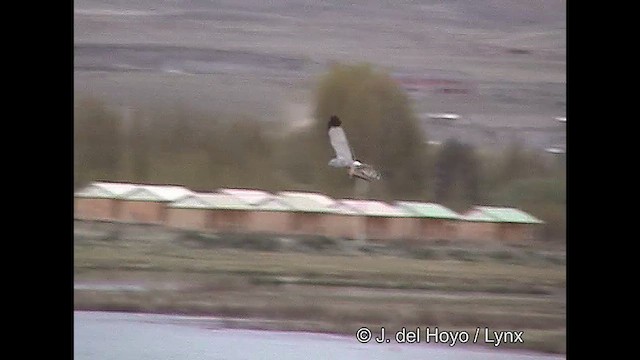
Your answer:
327,116 -> 381,181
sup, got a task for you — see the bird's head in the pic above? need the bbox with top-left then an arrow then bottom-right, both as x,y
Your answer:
328,115 -> 342,129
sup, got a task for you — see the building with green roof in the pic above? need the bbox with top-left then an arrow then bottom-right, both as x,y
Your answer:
459,206 -> 544,241
75,179 -> 547,243
474,206 -> 544,224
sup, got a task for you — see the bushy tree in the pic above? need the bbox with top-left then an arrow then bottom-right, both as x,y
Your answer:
433,139 -> 480,208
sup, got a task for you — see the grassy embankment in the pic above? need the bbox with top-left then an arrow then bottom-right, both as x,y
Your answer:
74,223 -> 566,354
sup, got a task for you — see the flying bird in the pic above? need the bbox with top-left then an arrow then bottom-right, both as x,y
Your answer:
327,115 -> 381,181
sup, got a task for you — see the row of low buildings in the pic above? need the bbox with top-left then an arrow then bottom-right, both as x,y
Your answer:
74,182 -> 545,242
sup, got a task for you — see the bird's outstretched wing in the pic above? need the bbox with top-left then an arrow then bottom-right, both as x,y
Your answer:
328,126 -> 354,162
328,116 -> 353,163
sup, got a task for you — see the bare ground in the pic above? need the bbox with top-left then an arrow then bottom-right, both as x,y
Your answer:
74,0 -> 566,150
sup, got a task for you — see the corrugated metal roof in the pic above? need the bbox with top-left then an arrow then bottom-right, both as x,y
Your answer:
338,199 -> 412,217
396,201 -> 461,220
169,193 -> 255,210
123,185 -> 194,202
326,202 -> 361,216
217,188 -> 275,205
277,191 -> 336,206
276,193 -> 333,213
169,194 -> 215,209
275,192 -> 364,215
74,182 -> 140,199
475,206 -> 544,224
170,193 -> 293,212
461,209 -> 496,222
252,198 -> 294,212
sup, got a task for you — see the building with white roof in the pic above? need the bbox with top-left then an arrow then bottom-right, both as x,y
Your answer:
338,199 -> 418,241
75,182 -> 140,199
167,193 -> 253,231
217,188 -> 276,205
118,184 -> 195,224
275,191 -> 368,238
122,185 -> 194,202
74,181 -> 141,221
167,192 -> 296,234
456,207 -> 500,241
276,191 -> 337,207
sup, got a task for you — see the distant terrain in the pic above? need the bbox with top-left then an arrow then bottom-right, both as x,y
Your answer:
74,0 -> 566,151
